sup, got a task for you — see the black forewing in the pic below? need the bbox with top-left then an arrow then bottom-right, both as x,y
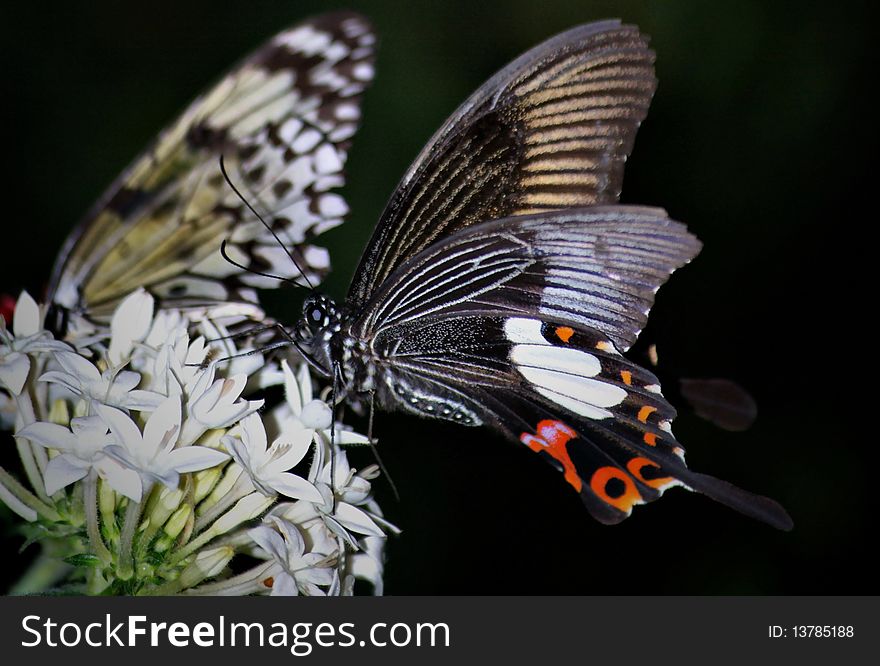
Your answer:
347,20 -> 656,305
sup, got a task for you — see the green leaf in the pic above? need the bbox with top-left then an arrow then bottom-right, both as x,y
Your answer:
63,553 -> 101,568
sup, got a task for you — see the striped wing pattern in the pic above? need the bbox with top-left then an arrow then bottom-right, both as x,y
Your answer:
353,218 -> 790,527
49,12 -> 375,322
348,20 -> 656,305
319,19 -> 791,528
355,206 -> 701,353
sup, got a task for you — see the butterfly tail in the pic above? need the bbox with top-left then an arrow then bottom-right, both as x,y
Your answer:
675,470 -> 794,531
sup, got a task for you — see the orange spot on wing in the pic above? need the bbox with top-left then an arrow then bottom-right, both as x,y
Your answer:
520,420 -> 581,492
620,370 -> 632,386
643,432 -> 657,446
590,466 -> 642,513
596,341 -> 615,352
263,577 -> 275,588
637,405 -> 657,423
626,457 -> 675,489
555,326 -> 574,343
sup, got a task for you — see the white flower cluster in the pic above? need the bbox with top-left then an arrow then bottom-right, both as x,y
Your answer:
0,290 -> 394,596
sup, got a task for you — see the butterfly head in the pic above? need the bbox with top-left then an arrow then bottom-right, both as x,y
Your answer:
295,293 -> 344,378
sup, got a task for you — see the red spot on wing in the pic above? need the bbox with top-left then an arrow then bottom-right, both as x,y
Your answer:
590,466 -> 642,513
263,577 -> 275,588
520,419 -> 581,492
643,432 -> 657,446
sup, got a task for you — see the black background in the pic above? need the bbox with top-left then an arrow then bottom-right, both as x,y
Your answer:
1,0 -> 870,594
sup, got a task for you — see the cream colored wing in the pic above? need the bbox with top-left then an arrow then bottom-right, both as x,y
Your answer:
49,12 -> 375,323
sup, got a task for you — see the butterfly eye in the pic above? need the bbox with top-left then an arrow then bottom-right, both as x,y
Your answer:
302,295 -> 331,330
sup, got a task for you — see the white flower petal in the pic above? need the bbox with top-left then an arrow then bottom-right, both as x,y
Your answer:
0,352 -> 30,394
270,499 -> 318,526
184,337 -> 208,367
142,395 -> 181,454
297,363 -> 313,406
95,403 -> 143,452
18,421 -> 79,453
334,503 -> 385,537
224,434 -> 254,470
69,415 -> 108,438
201,399 -> 258,428
271,572 -> 299,596
267,430 -> 313,471
109,289 -> 154,364
149,468 -> 181,491
12,291 -> 40,338
351,552 -> 384,592
269,473 -> 323,503
213,493 -> 274,533
282,360 -> 303,413
336,430 -> 370,446
25,339 -> 74,354
341,476 -> 372,505
126,389 -> 165,411
226,350 -> 264,379
249,524 -> 288,563
240,413 -> 267,452
43,455 -> 90,494
95,457 -> 143,502
114,371 -> 142,393
270,516 -> 306,558
164,446 -> 229,474
188,363 -> 216,401
37,370 -> 82,394
322,513 -> 360,550
300,566 -> 335,586
54,351 -> 101,383
300,400 -> 332,430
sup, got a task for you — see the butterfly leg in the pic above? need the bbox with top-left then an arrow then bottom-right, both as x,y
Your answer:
365,389 -> 400,502
328,362 -> 342,512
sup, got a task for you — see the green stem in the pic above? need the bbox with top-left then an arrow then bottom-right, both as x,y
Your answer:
180,561 -> 273,596
117,485 -> 150,581
7,555 -> 72,596
0,465 -> 61,521
170,528 -> 214,564
13,390 -> 51,503
83,472 -> 112,565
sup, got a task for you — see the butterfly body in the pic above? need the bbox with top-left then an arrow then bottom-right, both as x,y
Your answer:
47,14 -> 793,530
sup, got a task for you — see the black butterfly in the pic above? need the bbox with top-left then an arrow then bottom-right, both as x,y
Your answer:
294,20 -> 791,529
47,15 -> 792,529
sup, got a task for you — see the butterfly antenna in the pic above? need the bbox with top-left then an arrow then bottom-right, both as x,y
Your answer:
219,239 -> 301,287
184,322 -> 327,375
367,389 -> 400,502
219,154 -> 315,290
184,341 -> 292,367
